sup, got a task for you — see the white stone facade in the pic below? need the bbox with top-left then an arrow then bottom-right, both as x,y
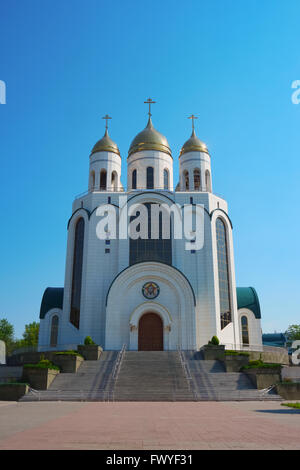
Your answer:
38,118 -> 262,352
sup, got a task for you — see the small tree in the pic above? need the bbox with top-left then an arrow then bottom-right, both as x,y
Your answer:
0,318 -> 14,354
285,325 -> 300,343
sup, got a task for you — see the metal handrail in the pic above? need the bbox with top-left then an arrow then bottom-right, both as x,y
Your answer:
177,346 -> 198,400
74,187 -> 218,199
110,344 -> 126,401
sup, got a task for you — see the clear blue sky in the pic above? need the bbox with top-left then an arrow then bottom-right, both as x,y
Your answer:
0,0 -> 299,337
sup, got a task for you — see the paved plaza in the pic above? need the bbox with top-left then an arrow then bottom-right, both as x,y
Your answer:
0,401 -> 299,450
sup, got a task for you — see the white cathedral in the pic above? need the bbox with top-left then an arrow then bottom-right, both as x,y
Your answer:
38,100 -> 263,352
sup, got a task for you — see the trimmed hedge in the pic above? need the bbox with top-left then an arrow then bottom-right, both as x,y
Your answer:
55,350 -> 84,358
282,403 -> 300,410
23,359 -> 60,371
225,350 -> 250,357
241,360 -> 281,370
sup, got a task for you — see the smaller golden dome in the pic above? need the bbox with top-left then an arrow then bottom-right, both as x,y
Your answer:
180,129 -> 209,156
91,129 -> 120,156
128,117 -> 172,157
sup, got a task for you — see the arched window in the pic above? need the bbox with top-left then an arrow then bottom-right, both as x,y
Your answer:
216,218 -> 232,329
183,170 -> 189,190
70,218 -> 85,329
50,315 -> 59,347
90,171 -> 95,191
146,167 -> 154,189
241,316 -> 249,345
205,170 -> 211,192
130,203 -> 172,266
194,169 -> 201,191
132,169 -> 137,189
100,170 -> 107,190
164,169 -> 169,190
111,171 -> 118,191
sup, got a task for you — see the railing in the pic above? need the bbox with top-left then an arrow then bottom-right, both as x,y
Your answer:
11,344 -> 79,356
74,187 -> 218,200
177,346 -> 198,400
222,343 -> 288,353
111,343 -> 126,401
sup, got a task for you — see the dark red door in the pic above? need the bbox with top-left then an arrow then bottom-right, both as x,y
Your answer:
138,313 -> 163,351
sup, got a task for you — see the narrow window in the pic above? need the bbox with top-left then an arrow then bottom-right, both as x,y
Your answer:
70,218 -> 85,329
164,169 -> 169,190
90,171 -> 95,191
205,170 -> 211,192
216,218 -> 232,329
183,170 -> 189,190
100,170 -> 107,190
194,169 -> 201,191
132,169 -> 137,189
241,316 -> 249,345
111,171 -> 118,191
146,167 -> 154,189
50,315 -> 59,347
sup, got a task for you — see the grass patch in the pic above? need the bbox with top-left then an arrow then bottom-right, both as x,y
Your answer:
282,403 -> 300,410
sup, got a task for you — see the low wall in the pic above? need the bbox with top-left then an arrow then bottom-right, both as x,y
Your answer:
244,368 -> 282,389
282,366 -> 300,381
0,366 -> 23,383
249,350 -> 289,365
277,383 -> 300,400
0,384 -> 29,401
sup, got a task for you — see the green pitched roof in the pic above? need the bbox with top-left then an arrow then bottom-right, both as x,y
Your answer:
40,286 -> 262,320
40,287 -> 64,319
236,287 -> 261,319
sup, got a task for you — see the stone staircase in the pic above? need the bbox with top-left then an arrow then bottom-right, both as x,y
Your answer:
19,350 -> 282,402
183,351 -> 282,401
20,351 -> 118,402
113,351 -> 195,401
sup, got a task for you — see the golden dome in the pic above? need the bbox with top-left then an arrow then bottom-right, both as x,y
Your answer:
180,129 -> 209,156
91,129 -> 120,156
128,117 -> 172,157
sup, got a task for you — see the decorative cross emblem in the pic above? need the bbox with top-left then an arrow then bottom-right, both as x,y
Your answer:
144,98 -> 156,117
102,114 -> 112,131
188,114 -> 198,131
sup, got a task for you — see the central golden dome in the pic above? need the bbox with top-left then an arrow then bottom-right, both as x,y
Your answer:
180,129 -> 209,156
128,117 -> 172,157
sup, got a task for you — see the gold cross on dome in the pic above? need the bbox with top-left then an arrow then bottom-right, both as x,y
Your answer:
188,114 -> 198,131
102,114 -> 112,131
144,98 -> 156,117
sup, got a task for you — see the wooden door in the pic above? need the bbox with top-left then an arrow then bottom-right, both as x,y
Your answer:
138,313 -> 163,351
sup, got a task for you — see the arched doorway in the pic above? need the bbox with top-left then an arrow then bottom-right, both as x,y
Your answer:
138,313 -> 163,351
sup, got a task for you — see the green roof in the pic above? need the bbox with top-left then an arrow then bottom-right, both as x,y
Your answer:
236,287 -> 261,319
40,287 -> 64,319
40,286 -> 262,320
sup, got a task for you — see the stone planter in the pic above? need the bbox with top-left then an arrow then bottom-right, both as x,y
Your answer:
77,345 -> 103,361
224,354 -> 249,372
203,345 -> 225,361
0,383 -> 29,401
22,367 -> 59,390
53,355 -> 84,373
276,382 -> 300,400
244,367 -> 282,389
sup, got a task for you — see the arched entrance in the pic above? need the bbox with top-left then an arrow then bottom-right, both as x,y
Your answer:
138,313 -> 163,351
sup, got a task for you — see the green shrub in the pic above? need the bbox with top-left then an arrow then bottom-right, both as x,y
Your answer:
208,336 -> 220,346
84,336 -> 95,345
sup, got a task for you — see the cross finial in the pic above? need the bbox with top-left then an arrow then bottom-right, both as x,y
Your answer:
102,114 -> 112,131
144,98 -> 156,117
188,114 -> 198,131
